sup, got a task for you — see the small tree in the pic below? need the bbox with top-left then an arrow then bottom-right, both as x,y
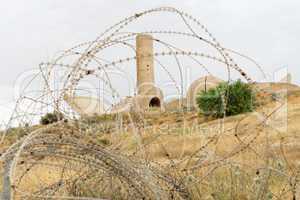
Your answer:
40,112 -> 63,125
196,80 -> 256,118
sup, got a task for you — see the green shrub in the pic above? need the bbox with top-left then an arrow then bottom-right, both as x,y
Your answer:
40,112 -> 63,125
196,80 -> 256,118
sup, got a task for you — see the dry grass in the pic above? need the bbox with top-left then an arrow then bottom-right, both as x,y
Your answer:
1,83 -> 300,199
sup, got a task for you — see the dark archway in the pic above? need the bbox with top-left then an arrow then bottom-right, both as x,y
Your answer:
149,97 -> 161,107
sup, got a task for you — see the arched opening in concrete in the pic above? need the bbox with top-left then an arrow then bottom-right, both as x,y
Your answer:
149,97 -> 161,107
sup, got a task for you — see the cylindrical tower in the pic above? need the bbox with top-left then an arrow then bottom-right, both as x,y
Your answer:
136,34 -> 155,95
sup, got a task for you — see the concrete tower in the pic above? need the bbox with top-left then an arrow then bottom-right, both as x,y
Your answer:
136,34 -> 155,95
135,34 -> 164,111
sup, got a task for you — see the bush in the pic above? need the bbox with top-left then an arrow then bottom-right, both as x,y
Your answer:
40,112 -> 63,125
196,80 -> 256,118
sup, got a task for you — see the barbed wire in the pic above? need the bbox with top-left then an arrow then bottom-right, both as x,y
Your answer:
0,6 -> 297,200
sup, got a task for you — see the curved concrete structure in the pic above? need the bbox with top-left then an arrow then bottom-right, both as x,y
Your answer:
186,75 -> 223,109
64,94 -> 106,116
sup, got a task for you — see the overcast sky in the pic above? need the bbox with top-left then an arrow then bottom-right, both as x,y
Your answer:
0,0 -> 299,122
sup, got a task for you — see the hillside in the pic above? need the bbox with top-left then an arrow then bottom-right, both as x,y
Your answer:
1,82 -> 300,199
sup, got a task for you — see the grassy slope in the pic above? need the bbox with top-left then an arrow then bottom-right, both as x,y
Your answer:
1,82 -> 300,199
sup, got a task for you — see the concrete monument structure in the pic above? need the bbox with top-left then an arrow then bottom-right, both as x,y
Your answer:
186,75 -> 223,110
65,34 -> 164,115
64,94 -> 105,116
134,34 -> 164,111
111,34 -> 164,113
64,34 -> 227,115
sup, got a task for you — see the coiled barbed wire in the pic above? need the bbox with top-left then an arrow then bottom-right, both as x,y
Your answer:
1,7 -> 296,200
